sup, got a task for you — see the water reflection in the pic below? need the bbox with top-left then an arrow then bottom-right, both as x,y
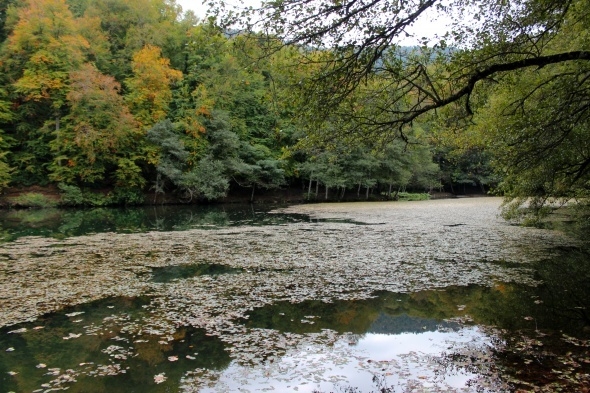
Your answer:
368,313 -> 460,334
476,248 -> 590,336
2,272 -> 589,392
0,204 -> 384,243
0,205 -> 319,242
241,292 -> 466,335
198,328 -> 495,393
1,202 -> 589,391
150,263 -> 244,283
232,267 -> 590,392
195,289 -> 507,392
0,297 -> 230,392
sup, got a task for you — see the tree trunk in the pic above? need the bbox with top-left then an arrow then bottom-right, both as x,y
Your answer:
307,172 -> 313,199
340,186 -> 346,200
250,184 -> 256,203
365,186 -> 369,200
55,112 -> 61,165
388,183 -> 393,199
357,183 -> 361,197
315,181 -> 319,200
154,173 -> 161,204
325,186 -> 329,200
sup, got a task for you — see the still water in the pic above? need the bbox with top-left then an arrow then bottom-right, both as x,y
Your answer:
0,199 -> 588,392
0,205 -> 316,242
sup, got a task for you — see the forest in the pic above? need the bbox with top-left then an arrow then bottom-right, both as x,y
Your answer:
0,0 -> 588,224
1,2 -> 590,391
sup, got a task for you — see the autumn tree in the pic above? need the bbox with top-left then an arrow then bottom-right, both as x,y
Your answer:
49,63 -> 143,192
125,44 -> 182,128
1,0 -> 89,183
81,0 -> 189,81
6,0 -> 88,121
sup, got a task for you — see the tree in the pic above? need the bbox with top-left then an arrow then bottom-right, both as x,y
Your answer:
0,86 -> 13,189
222,0 -> 590,219
236,141 -> 285,201
375,140 -> 439,198
168,25 -> 289,200
49,63 -> 142,188
229,0 -> 581,126
6,0 -> 88,116
474,63 -> 590,223
82,0 -> 188,81
146,117 -> 231,202
0,0 -> 91,184
180,157 -> 229,201
146,119 -> 189,201
168,22 -> 231,153
125,44 -> 182,128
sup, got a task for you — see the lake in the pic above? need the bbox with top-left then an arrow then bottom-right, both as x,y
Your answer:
0,198 -> 588,392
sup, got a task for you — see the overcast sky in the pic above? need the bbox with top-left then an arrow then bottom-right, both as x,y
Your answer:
177,0 -> 222,20
175,0 -> 452,46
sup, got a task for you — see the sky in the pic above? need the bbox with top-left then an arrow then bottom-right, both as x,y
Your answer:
176,0 -> 453,46
177,0 -> 211,20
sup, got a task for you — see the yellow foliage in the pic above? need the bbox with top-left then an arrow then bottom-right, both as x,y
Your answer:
7,0 -> 89,108
125,44 -> 183,127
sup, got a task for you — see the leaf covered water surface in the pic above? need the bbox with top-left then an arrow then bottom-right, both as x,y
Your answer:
0,198 -> 588,392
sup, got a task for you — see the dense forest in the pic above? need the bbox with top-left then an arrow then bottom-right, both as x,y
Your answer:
0,0 -> 494,207
0,0 -> 588,226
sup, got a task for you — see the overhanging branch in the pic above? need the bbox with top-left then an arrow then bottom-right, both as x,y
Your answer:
400,51 -> 590,128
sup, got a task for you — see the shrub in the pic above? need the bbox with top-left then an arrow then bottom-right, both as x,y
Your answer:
58,183 -> 109,207
58,183 -> 85,206
397,192 -> 430,201
109,188 -> 145,206
9,192 -> 57,208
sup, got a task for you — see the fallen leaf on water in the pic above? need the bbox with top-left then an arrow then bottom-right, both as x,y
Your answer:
65,311 -> 85,317
154,373 -> 167,384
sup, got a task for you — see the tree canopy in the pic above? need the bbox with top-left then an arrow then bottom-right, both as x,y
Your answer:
1,0 -> 587,219
217,0 -> 590,220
